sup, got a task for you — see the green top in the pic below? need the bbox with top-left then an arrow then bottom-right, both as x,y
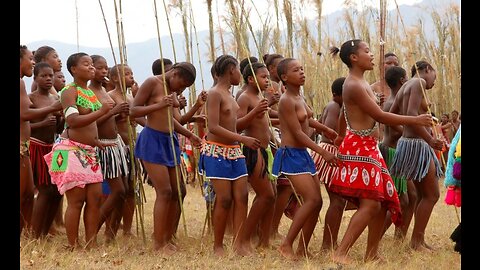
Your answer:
60,82 -> 102,111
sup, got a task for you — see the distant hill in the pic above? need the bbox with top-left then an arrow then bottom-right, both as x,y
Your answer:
24,0 -> 459,96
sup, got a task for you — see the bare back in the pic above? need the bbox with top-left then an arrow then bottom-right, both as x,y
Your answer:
381,96 -> 402,148
319,100 -> 341,144
342,76 -> 379,138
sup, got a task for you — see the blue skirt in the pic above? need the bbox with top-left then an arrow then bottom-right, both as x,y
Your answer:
272,146 -> 317,177
134,126 -> 181,167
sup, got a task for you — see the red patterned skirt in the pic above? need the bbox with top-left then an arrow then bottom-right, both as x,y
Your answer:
329,131 -> 402,226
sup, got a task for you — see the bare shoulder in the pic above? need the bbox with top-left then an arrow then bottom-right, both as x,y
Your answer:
342,78 -> 363,94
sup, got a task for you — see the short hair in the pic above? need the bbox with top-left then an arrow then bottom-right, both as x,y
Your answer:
263,53 -> 284,69
90,55 -> 106,64
385,52 -> 397,58
33,46 -> 56,63
20,45 -> 29,59
66,52 -> 89,76
240,57 -> 258,74
411,60 -> 434,77
152,58 -> 173,75
214,55 -> 238,76
385,66 -> 406,89
331,77 -> 346,96
109,64 -> 129,79
172,62 -> 196,85
330,39 -> 363,68
276,58 -> 296,84
33,62 -> 52,77
242,62 -> 266,83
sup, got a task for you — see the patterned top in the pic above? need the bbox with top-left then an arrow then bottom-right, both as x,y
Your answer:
60,83 -> 102,111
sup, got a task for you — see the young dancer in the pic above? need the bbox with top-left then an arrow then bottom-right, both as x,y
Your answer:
328,40 -> 432,263
272,57 -> 340,260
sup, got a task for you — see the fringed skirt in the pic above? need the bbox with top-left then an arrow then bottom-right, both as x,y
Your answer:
97,134 -> 129,180
389,137 -> 443,182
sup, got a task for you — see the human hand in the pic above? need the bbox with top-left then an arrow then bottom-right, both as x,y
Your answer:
321,151 -> 341,167
417,113 -> 434,126
178,95 -> 187,109
196,91 -> 208,106
189,134 -> 203,148
241,135 -> 261,149
254,99 -> 269,117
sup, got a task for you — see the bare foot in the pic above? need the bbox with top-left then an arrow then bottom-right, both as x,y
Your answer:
234,243 -> 253,257
422,242 -> 436,251
155,243 -> 176,256
331,252 -> 352,265
123,231 -> 133,237
214,246 -> 225,257
48,226 -> 59,236
278,244 -> 297,260
365,254 -> 385,263
410,241 -> 434,252
296,249 -> 314,259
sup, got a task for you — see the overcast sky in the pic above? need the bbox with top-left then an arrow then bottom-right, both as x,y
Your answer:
20,0 -> 422,48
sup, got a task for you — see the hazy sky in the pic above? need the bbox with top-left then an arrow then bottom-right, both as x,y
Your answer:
20,0 -> 422,48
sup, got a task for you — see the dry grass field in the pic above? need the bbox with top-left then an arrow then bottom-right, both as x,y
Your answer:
20,179 -> 460,270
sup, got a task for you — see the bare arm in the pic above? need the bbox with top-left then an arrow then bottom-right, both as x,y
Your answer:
207,91 -> 244,143
308,118 -> 337,141
236,95 -> 268,132
20,79 -> 61,121
349,81 -> 431,126
130,77 -> 173,118
282,98 -> 331,157
405,84 -> 441,148
61,86 -> 111,128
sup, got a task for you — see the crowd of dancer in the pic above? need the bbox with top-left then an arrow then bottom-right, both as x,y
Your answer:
20,40 -> 461,263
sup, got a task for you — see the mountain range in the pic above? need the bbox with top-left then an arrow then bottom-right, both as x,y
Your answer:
23,0 -> 460,95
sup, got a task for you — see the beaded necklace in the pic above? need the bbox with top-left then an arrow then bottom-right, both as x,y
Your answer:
60,82 -> 102,111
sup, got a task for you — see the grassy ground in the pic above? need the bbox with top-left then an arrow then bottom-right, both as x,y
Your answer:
20,179 -> 460,269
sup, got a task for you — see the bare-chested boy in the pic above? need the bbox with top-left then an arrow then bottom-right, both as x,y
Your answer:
389,60 -> 444,251
89,56 -> 130,242
235,62 -> 275,254
131,62 -> 202,254
28,63 -> 64,238
198,55 -> 261,257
